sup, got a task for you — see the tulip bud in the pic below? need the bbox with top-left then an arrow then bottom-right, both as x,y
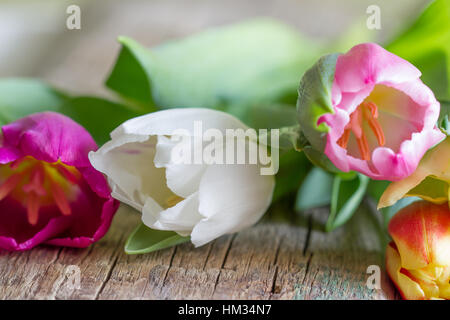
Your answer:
386,201 -> 450,300
297,43 -> 444,180
89,108 -> 275,247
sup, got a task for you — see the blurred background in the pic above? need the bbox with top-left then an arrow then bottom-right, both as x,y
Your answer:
0,0 -> 430,97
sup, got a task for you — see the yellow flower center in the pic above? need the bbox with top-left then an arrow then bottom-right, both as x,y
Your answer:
337,101 -> 385,161
404,264 -> 450,299
0,156 -> 80,225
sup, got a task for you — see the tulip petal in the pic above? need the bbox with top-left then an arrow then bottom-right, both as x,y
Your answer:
142,192 -> 202,236
1,112 -> 97,167
191,161 -> 274,247
154,135 -> 206,198
407,177 -> 449,205
111,108 -> 249,138
89,135 -> 173,210
388,201 -> 432,269
388,201 -> 450,270
335,43 -> 421,93
386,242 -> 426,300
378,137 -> 450,208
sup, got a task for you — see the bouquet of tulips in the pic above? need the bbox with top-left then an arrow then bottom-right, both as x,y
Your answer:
0,0 -> 448,300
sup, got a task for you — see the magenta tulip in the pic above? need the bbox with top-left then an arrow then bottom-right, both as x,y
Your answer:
0,112 -> 119,251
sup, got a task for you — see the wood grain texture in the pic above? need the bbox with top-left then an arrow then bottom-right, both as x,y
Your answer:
0,203 -> 397,300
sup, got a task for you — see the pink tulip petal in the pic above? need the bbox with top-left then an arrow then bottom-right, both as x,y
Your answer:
335,43 -> 421,93
1,112 -> 97,166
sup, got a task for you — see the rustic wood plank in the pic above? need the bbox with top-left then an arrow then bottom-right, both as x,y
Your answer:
294,202 -> 396,300
0,205 -> 137,300
0,200 -> 397,300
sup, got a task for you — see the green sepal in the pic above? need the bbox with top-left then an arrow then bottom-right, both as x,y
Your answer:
302,145 -> 341,174
296,53 -> 339,152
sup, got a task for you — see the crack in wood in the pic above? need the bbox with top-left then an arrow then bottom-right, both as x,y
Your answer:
212,234 -> 236,295
270,266 -> 279,294
160,246 -> 178,289
95,254 -> 120,299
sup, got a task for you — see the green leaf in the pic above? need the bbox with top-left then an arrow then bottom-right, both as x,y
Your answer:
301,145 -> 340,174
0,78 -> 140,145
106,37 -> 157,110
296,53 -> 338,152
295,167 -> 333,211
106,19 -> 321,113
367,179 -> 390,202
59,97 -> 141,145
386,0 -> 450,101
125,223 -> 190,255
272,149 -> 311,202
0,78 -> 68,125
229,103 -> 297,130
326,173 -> 370,231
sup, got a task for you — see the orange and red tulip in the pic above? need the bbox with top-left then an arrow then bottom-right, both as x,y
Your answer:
386,201 -> 450,300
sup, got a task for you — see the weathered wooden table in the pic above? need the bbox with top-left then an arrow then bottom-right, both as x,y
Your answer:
1,0 -> 425,300
0,202 -> 398,299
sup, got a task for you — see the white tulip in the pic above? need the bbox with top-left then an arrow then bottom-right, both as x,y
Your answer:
89,108 -> 275,247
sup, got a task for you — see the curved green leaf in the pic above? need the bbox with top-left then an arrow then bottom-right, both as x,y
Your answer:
125,223 -> 190,255
106,19 -> 321,113
326,173 -> 370,231
59,97 -> 141,145
0,78 -> 68,125
295,167 -> 333,211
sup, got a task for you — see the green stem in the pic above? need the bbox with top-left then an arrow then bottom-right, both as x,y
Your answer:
277,124 -> 307,151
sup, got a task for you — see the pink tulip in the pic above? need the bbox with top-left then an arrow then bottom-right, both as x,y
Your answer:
316,43 -> 445,180
0,112 -> 119,251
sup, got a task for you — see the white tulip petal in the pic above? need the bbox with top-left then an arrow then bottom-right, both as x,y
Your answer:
142,192 -> 202,234
154,135 -> 207,198
109,181 -> 145,212
111,108 -> 249,138
153,135 -> 179,168
89,135 -> 173,208
191,163 -> 275,247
